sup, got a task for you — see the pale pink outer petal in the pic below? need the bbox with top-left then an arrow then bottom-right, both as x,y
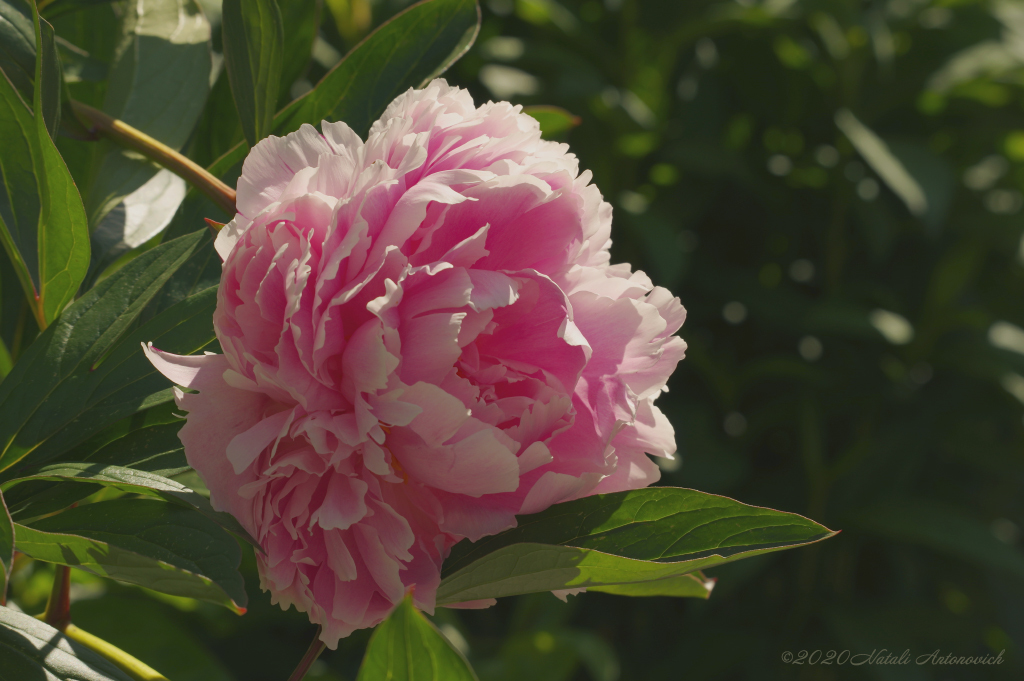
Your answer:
143,344 -> 267,536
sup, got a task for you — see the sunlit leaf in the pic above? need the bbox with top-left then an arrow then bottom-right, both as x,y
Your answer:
437,487 -> 835,604
0,606 -> 134,681
356,595 -> 478,681
587,571 -> 715,598
85,0 -> 210,258
16,498 -> 246,611
3,463 -> 261,550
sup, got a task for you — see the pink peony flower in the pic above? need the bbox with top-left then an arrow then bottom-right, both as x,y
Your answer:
145,79 -> 686,647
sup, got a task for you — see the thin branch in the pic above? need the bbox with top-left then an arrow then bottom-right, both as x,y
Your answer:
286,626 -> 326,681
65,624 -> 170,681
70,100 -> 238,217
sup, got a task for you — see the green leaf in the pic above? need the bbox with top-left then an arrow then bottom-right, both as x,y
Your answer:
0,415 -> 188,522
0,490 -> 11,597
29,0 -> 61,141
2,462 -> 262,551
69,416 -> 189,477
0,0 -> 35,100
275,0 -> 480,139
522,105 -> 580,139
188,63 -> 246,168
85,0 -> 210,242
0,229 -> 215,475
586,571 -> 714,598
0,9 -> 89,328
16,498 -> 247,612
436,487 -> 835,605
0,0 -> 60,137
277,0 -> 318,105
222,0 -> 284,147
0,605 -> 135,681
85,168 -> 187,289
356,595 -> 478,681
39,0 -> 116,21
163,0 -> 481,247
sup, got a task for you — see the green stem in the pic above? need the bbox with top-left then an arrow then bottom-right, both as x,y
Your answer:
286,626 -> 326,681
65,623 -> 170,681
69,100 -> 237,217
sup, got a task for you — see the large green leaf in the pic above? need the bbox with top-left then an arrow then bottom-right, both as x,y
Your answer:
277,0 -> 318,105
0,8 -> 88,328
161,0 -> 482,292
356,596 -> 478,681
66,416 -> 188,477
0,406 -> 186,522
436,487 -> 835,605
2,463 -> 260,550
0,605 -> 134,681
0,229 -> 215,475
85,0 -> 210,270
39,0 -> 116,21
274,0 -> 479,138
192,0 -> 482,190
16,498 -> 247,611
222,0 -> 283,147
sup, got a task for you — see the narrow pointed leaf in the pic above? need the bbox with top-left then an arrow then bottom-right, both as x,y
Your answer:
0,9 -> 88,327
437,487 -> 836,604
222,0 -> 284,146
161,0 -> 481,301
3,462 -> 262,550
29,1 -> 60,140
0,418 -> 187,522
188,0 -> 482,195
15,498 -> 247,611
0,606 -> 134,681
356,596 -> 478,681
273,0 -> 479,138
0,0 -> 35,99
0,0 -> 60,136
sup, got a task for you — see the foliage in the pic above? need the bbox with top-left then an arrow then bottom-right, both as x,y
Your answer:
444,0 -> 1024,679
0,0 -> 1019,679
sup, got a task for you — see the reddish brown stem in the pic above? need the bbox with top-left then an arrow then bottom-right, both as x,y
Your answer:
286,626 -> 326,681
43,565 -> 72,631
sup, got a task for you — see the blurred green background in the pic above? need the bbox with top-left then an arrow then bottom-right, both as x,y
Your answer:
10,0 -> 1024,679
